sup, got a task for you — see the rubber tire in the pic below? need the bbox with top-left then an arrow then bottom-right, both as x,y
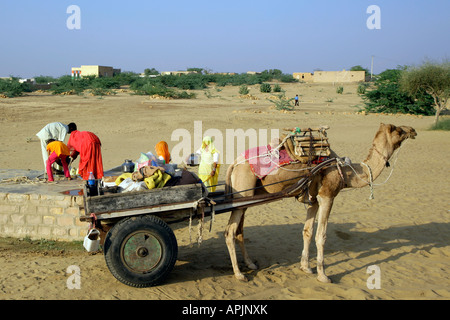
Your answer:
103,215 -> 178,288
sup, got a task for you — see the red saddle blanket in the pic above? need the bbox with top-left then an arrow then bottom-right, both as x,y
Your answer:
243,145 -> 294,179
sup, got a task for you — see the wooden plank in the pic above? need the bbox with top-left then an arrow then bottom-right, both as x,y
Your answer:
294,137 -> 328,142
94,201 -> 197,220
85,183 -> 203,214
295,149 -> 331,156
297,143 -> 330,147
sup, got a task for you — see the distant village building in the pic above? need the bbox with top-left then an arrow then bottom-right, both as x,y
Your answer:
160,71 -> 199,76
71,65 -> 121,79
213,72 -> 237,75
293,72 -> 314,82
292,70 -> 365,83
139,73 -> 159,78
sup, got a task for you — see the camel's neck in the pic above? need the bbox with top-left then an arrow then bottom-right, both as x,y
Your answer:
345,137 -> 395,189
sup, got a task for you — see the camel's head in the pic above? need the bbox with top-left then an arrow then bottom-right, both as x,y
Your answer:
380,123 -> 417,149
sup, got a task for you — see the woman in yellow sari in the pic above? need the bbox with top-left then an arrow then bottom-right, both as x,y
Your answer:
195,136 -> 220,192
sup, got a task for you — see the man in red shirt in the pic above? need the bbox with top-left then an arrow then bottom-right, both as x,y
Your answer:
67,123 -> 104,180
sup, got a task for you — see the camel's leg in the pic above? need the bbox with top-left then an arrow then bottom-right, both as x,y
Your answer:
236,212 -> 258,270
224,209 -> 247,281
315,195 -> 333,283
300,201 -> 319,274
225,161 -> 258,281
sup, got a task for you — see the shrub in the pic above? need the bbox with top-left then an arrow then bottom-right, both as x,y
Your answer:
279,74 -> 297,83
131,81 -> 195,99
91,77 -> 121,89
273,84 -> 282,92
0,78 -> 31,97
357,83 -> 368,94
34,75 -> 57,84
88,88 -> 116,97
174,74 -> 207,90
336,86 -> 344,94
429,118 -> 450,131
260,83 -> 271,93
50,76 -> 89,95
267,92 -> 295,111
239,85 -> 249,95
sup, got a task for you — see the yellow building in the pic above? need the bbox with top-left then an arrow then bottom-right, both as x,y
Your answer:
292,70 -> 365,83
71,65 -> 121,78
313,70 -> 365,83
293,72 -> 314,82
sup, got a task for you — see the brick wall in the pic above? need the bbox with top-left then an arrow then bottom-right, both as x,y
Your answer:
0,192 -> 87,241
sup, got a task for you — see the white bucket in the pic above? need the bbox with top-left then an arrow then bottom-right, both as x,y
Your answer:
83,228 -> 100,252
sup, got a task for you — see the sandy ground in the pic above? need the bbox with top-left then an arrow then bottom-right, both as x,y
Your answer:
0,82 -> 449,300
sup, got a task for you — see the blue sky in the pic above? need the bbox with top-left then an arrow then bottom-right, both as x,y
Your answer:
0,0 -> 449,78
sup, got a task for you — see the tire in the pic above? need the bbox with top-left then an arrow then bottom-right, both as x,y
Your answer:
103,215 -> 178,288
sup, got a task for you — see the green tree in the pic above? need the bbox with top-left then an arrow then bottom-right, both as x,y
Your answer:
350,65 -> 370,75
400,60 -> 450,125
186,67 -> 204,74
362,67 -> 434,116
262,69 -> 282,77
144,68 -> 159,76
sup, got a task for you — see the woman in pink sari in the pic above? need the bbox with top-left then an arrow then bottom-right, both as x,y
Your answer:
67,124 -> 104,180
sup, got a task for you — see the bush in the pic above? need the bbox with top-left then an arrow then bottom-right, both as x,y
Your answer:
279,74 -> 297,83
273,84 -> 282,92
429,118 -> 450,131
50,76 -> 89,95
357,83 -> 368,94
130,80 -> 195,99
267,92 -> 295,111
239,85 -> 249,95
91,77 -> 121,89
114,72 -> 140,86
34,75 -> 57,84
174,74 -> 207,90
336,86 -> 344,94
260,83 -> 271,93
88,88 -> 116,97
0,78 -> 32,97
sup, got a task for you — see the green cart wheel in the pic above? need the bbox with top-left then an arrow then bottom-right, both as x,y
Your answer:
103,215 -> 178,288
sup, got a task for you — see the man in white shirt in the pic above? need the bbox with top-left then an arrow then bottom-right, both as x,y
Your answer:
36,122 -> 74,171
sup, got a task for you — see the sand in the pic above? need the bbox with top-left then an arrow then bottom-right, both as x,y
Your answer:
0,82 -> 449,300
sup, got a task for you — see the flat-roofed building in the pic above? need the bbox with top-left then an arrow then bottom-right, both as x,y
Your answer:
71,65 -> 121,78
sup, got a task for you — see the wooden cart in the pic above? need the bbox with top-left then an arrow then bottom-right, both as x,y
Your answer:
79,158 -> 337,288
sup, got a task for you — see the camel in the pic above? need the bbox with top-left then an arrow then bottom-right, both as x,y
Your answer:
224,123 -> 417,283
